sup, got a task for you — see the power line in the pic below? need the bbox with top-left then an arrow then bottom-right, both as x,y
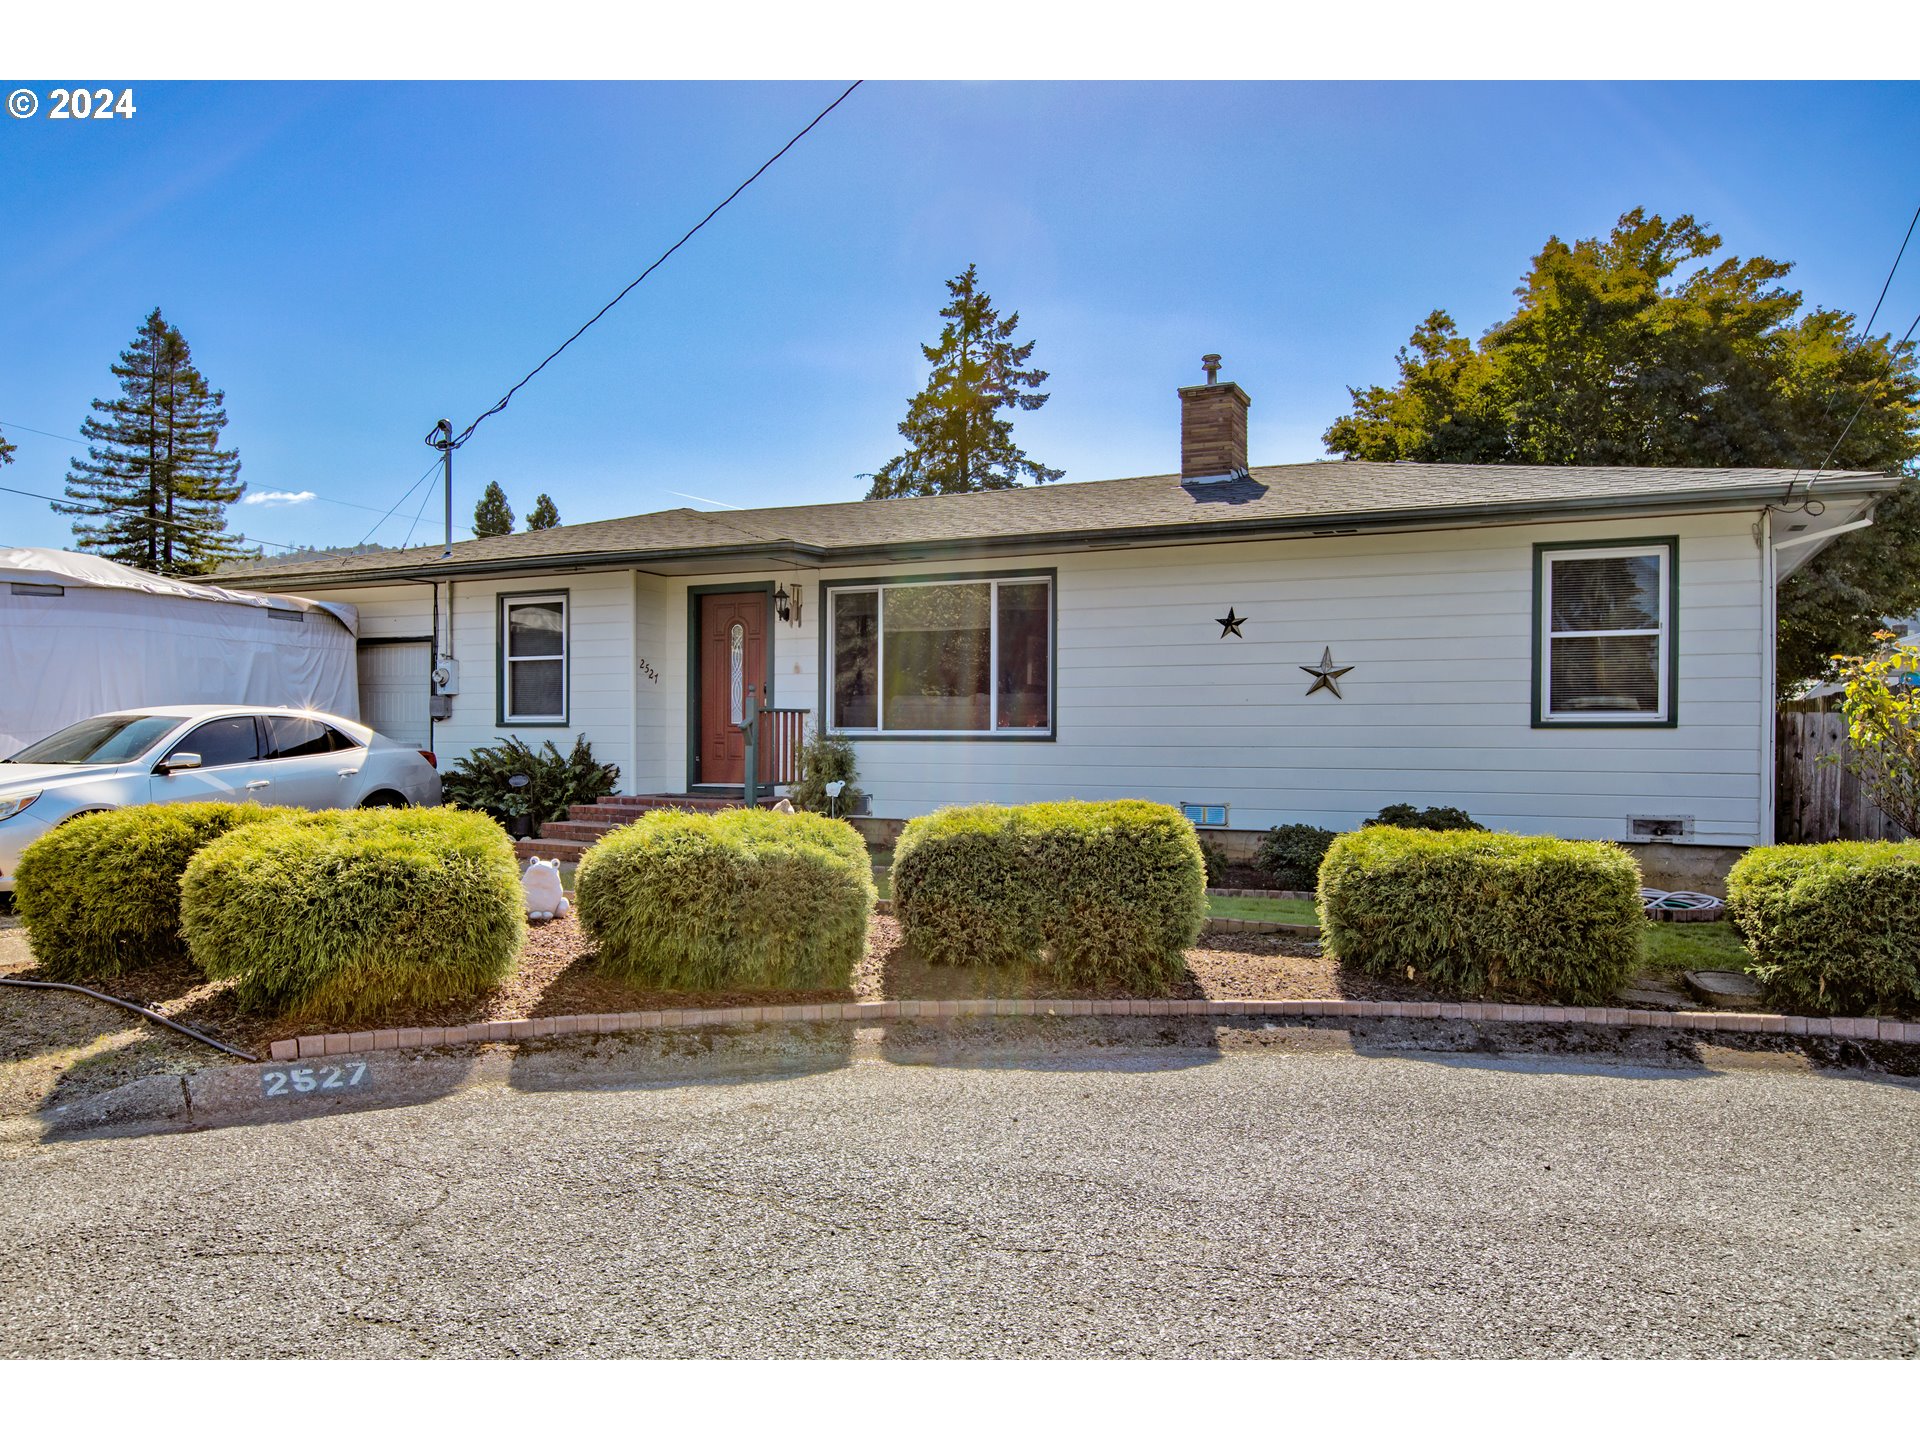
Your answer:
1803,304 -> 1920,491
1861,202 -> 1920,341
444,80 -> 863,451
356,458 -> 443,547
0,415 -> 420,518
399,458 -> 442,548
1782,199 -> 1920,509
0,481 -> 301,551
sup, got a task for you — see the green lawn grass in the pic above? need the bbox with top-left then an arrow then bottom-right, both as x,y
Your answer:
1638,920 -> 1751,980
1206,895 -> 1319,925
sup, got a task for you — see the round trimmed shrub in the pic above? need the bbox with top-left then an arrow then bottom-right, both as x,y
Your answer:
1727,841 -> 1920,1016
892,800 -> 1207,988
13,802 -> 290,980
574,807 -> 874,990
891,805 -> 1046,970
180,808 -> 525,1022
1319,826 -> 1643,1003
1255,823 -> 1338,889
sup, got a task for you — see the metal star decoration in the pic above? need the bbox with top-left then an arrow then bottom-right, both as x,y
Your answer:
1300,646 -> 1354,698
1216,607 -> 1247,638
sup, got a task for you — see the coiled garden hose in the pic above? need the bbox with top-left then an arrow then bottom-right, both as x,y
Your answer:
0,976 -> 258,1061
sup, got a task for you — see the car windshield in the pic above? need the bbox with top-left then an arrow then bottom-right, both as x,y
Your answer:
6,714 -> 182,765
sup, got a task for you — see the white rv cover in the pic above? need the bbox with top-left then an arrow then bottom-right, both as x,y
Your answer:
0,548 -> 360,756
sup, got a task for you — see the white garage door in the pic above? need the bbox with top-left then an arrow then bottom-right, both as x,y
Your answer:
356,641 -> 432,747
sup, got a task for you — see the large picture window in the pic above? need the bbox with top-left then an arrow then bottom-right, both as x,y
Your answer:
1534,541 -> 1676,726
828,575 -> 1052,736
500,593 -> 568,725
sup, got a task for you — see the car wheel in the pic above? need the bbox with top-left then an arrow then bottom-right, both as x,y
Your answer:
358,791 -> 409,809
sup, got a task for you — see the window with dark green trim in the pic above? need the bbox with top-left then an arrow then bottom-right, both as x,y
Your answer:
501,593 -> 568,724
827,575 -> 1052,735
1535,541 -> 1675,724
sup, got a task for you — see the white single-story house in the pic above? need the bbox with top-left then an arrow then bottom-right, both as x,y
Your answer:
225,371 -> 1897,887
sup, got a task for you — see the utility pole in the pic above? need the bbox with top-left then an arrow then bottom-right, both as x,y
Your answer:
425,418 -> 455,557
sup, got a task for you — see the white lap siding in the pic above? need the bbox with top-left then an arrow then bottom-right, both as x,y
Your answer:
288,571 -> 650,788
682,509 -> 1767,846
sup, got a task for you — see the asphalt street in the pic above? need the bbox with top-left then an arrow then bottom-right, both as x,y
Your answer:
3,1037 -> 1916,1357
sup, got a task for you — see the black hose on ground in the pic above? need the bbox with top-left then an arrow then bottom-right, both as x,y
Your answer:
0,976 -> 258,1062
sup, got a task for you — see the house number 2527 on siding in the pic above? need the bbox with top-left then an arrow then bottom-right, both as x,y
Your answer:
260,1062 -> 368,1097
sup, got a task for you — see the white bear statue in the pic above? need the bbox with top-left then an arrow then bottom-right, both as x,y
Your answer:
520,857 -> 571,921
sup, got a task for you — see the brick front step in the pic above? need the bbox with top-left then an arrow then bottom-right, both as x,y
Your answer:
538,820 -> 631,842
513,838 -> 591,862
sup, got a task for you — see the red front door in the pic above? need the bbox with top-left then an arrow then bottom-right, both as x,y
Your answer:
697,591 -> 767,785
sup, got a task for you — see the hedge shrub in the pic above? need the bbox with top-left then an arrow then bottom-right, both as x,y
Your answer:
180,808 -> 525,1023
1255,823 -> 1337,888
1364,803 -> 1484,832
574,807 -> 874,990
1318,826 -> 1643,1003
891,800 -> 1206,988
1726,841 -> 1920,1015
13,802 -> 289,980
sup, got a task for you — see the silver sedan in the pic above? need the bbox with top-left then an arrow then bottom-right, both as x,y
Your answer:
0,704 -> 443,892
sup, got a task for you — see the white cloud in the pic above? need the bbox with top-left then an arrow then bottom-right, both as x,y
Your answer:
243,490 -> 316,507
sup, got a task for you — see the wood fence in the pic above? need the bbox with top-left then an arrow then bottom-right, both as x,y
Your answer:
1776,698 -> 1912,843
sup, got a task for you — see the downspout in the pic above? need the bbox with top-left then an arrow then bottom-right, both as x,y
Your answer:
429,580 -> 441,755
629,569 -> 642,798
1759,509 -> 1777,846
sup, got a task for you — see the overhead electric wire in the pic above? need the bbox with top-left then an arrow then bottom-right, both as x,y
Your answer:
1860,202 -> 1920,342
356,457 -> 444,547
0,416 -> 421,519
444,80 -> 864,451
1802,304 -> 1920,491
399,456 -> 443,548
0,481 -> 301,551
1782,199 -> 1920,509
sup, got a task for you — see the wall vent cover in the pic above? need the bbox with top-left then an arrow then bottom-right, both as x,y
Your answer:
1627,815 -> 1693,841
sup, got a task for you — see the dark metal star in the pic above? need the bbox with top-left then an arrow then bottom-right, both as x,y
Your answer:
1300,646 -> 1354,698
1216,607 -> 1247,638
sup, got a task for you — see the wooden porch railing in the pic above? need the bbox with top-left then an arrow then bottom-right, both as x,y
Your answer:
741,687 -> 810,807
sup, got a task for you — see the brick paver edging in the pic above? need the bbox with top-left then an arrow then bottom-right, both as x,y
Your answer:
267,998 -> 1920,1061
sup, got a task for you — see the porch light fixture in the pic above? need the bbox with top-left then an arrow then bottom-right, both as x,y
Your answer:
775,583 -> 804,627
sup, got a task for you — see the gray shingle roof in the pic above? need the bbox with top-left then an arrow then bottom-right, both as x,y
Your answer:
221,461 -> 1897,585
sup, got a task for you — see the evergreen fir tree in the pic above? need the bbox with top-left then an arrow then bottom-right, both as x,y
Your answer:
0,423 -> 15,469
58,308 -> 245,576
473,480 -> 514,537
526,493 -> 560,530
865,264 -> 1062,499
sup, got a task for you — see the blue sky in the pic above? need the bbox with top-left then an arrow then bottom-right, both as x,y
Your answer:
3,80 -> 1918,557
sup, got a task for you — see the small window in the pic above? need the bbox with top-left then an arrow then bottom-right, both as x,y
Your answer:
501,594 -> 567,724
166,716 -> 261,770
1535,541 -> 1676,726
1181,802 -> 1229,828
263,715 -> 358,759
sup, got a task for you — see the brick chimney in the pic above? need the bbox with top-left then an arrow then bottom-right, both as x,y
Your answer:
1178,354 -> 1250,481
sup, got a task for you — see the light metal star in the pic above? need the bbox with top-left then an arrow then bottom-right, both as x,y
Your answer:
1216,607 -> 1247,638
1300,646 -> 1354,698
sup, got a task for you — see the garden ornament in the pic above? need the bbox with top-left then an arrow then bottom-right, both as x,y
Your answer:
521,857 -> 571,921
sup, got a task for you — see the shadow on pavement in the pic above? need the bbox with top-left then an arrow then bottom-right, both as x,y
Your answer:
878,1014 -> 1224,1074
